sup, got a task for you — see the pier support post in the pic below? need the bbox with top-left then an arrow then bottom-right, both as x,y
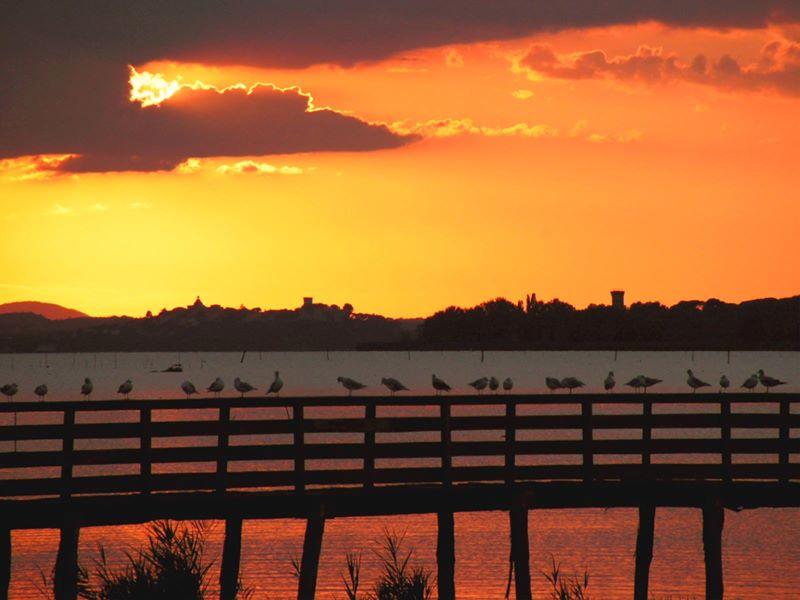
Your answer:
297,512 -> 325,600
219,518 -> 243,600
54,524 -> 79,600
1,526 -> 10,600
437,511 -> 456,600
509,504 -> 532,600
633,505 -> 656,600
702,505 -> 725,600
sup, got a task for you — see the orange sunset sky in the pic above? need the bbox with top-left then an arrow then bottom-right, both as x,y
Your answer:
1,4 -> 799,317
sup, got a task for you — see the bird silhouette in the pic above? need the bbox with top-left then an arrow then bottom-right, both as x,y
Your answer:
757,369 -> 787,392
81,377 -> 93,399
234,377 -> 256,397
1,383 -> 18,401
625,376 -> 645,392
488,376 -> 500,393
741,374 -> 758,392
560,377 -> 584,394
381,377 -> 409,395
469,377 -> 489,394
181,381 -> 198,399
117,379 -> 133,400
337,376 -> 366,396
34,384 -> 48,400
604,371 -> 616,393
432,374 -> 451,395
686,370 -> 710,393
545,377 -> 562,393
502,377 -> 514,393
719,375 -> 730,393
640,376 -> 662,393
207,377 -> 225,398
267,371 -> 284,396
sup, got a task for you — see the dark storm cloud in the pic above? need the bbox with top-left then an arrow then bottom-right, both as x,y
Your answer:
1,1 -> 798,172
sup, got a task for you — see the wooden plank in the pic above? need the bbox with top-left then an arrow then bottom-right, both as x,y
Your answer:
364,401 -> 376,489
219,517 -> 243,600
633,505 -> 655,600
505,397 -> 516,486
54,524 -> 79,600
642,398 -> 652,472
509,503 -> 531,600
437,510 -> 456,600
297,511 -> 325,600
702,504 -> 725,600
780,397 -> 790,484
720,399 -> 731,484
60,408 -> 75,499
582,399 -> 593,482
217,406 -> 231,493
294,401 -> 305,493
441,399 -> 452,487
140,408 -> 152,494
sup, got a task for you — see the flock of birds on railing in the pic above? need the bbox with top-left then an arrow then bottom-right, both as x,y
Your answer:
0,368 -> 789,401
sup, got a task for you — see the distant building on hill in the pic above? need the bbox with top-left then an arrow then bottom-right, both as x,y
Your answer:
611,290 -> 625,310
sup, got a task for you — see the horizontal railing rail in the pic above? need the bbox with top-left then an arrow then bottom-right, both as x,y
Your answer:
0,393 -> 797,499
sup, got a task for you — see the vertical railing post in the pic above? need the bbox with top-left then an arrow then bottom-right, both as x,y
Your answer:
364,400 -> 376,489
505,396 -> 516,486
0,525 -> 10,600
293,400 -> 305,493
297,509 -> 325,600
581,398 -> 593,482
441,397 -> 452,487
720,399 -> 731,483
436,510 -> 456,600
217,406 -> 231,493
633,504 -> 656,600
219,517 -> 243,600
779,397 -> 790,484
702,503 -> 725,600
642,397 -> 652,477
140,408 -> 152,494
54,523 -> 79,600
509,501 -> 532,600
61,407 -> 75,499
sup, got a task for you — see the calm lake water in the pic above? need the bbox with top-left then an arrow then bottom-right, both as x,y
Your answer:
1,350 -> 798,599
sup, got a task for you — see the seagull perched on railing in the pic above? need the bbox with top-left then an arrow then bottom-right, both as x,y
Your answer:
719,375 -> 730,393
432,374 -> 451,395
81,377 -> 93,400
604,371 -> 616,393
757,369 -> 787,392
545,377 -> 562,393
117,379 -> 133,400
207,377 -> 225,398
337,376 -> 366,396
181,381 -> 198,399
34,384 -> 48,400
641,376 -> 662,393
502,377 -> 514,393
741,373 -> 758,392
625,375 -> 645,392
234,377 -> 256,398
469,377 -> 489,394
381,377 -> 409,395
686,370 -> 710,393
488,376 -> 500,393
267,371 -> 284,396
560,377 -> 584,394
1,383 -> 18,401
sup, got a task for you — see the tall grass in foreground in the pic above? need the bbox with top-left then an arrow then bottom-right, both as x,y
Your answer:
340,530 -> 433,600
543,556 -> 590,600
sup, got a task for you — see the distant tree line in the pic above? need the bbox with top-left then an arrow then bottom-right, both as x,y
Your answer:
416,295 -> 800,350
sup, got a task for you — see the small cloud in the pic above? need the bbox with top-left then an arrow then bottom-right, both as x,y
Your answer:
387,66 -> 429,74
445,48 -> 465,68
130,201 -> 151,209
511,89 -> 535,100
216,160 -> 304,175
176,158 -> 202,173
569,120 -> 589,138
51,204 -> 73,216
389,118 -> 558,139
91,203 -> 109,212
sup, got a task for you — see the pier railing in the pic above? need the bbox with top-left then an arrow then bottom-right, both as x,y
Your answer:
0,393 -> 797,498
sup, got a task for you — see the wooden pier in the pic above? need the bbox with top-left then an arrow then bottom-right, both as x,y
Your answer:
1,392 -> 799,599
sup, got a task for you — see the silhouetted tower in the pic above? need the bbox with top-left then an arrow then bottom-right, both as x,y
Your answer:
611,290 -> 625,310
303,297 -> 313,308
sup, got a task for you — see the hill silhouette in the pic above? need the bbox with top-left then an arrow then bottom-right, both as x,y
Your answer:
0,294 -> 797,352
0,301 -> 88,320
